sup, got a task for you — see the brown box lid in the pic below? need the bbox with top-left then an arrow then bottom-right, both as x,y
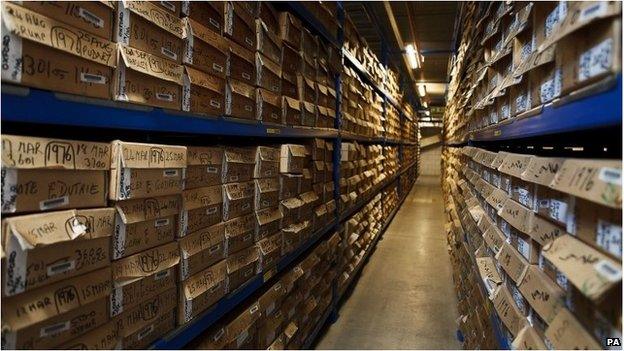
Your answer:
112,241 -> 180,282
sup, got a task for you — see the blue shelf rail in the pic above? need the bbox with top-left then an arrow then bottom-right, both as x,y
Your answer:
1,86 -> 339,139
446,75 -> 622,144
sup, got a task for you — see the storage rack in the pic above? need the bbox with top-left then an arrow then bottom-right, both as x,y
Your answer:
1,2 -> 420,349
443,3 -> 622,349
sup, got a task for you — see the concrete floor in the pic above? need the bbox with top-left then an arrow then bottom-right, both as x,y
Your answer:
316,175 -> 461,350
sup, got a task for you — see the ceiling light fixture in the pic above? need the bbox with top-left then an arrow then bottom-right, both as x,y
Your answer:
418,84 -> 427,97
405,44 -> 420,69
422,101 -> 428,108
425,110 -> 431,116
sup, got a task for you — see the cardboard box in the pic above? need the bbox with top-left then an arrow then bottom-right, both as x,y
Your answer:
224,213 -> 256,255
302,54 -> 316,81
113,287 -> 177,341
518,265 -> 564,323
256,52 -> 282,94
225,78 -> 256,120
179,260 -> 227,324
301,101 -> 317,127
325,142 -> 334,161
122,309 -> 175,349
178,223 -> 225,281
113,195 -> 180,259
255,178 -> 280,211
256,19 -> 282,65
258,307 -> 285,349
200,302 -> 260,349
257,232 -> 282,272
254,146 -> 280,179
542,234 -> 621,302
2,209 -> 113,296
257,88 -> 282,124
226,38 -> 256,85
299,191 -> 320,218
182,65 -> 225,115
1,135 -> 110,214
1,268 -> 111,349
19,1 -> 115,41
309,139 -> 325,161
300,168 -> 313,193
58,321 -> 121,350
279,12 -> 302,49
299,75 -> 317,103
280,197 -> 304,227
570,197 -> 622,258
255,206 -> 283,241
313,204 -> 329,231
282,71 -> 299,101
223,181 -> 255,221
226,246 -> 259,292
183,2 -> 223,35
282,96 -> 301,126
282,221 -> 310,255
154,1 -> 182,17
183,18 -> 227,78
257,2 -> 279,36
179,186 -> 222,237
492,284 -> 527,337
112,241 -> 180,282
185,146 -> 223,189
280,144 -> 307,174
109,141 -> 186,200
545,307 -> 602,350
224,2 -> 256,52
312,161 -> 326,184
115,1 -> 184,63
301,27 -> 318,58
114,43 -> 181,109
1,3 -> 116,99
222,147 -> 256,184
279,173 -> 301,200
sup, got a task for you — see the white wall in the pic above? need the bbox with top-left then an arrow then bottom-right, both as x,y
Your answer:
419,146 -> 442,176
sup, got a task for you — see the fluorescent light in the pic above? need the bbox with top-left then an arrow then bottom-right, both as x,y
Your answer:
425,110 -> 431,116
418,84 -> 427,97
422,101 -> 428,108
405,44 -> 420,69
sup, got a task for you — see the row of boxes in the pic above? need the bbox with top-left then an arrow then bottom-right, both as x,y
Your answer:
192,230 -> 340,349
442,145 -> 622,349
339,143 -> 384,213
341,66 -> 385,138
0,1 -> 339,129
444,2 -> 621,142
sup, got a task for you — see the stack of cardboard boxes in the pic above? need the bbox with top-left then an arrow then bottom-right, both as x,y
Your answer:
444,2 -> 621,143
0,1 -> 340,130
339,142 -> 386,213
385,104 -> 401,141
384,145 -> 400,177
108,140 -> 186,348
442,145 -> 622,349
1,135 -> 117,349
193,231 -> 340,349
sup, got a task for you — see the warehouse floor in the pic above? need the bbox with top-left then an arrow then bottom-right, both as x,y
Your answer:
316,175 -> 461,349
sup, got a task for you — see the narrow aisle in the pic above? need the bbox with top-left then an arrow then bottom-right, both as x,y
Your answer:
317,175 -> 461,349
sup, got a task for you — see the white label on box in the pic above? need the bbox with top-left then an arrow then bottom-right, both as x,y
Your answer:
521,40 -> 532,60
40,320 -> 70,337
119,168 -> 132,199
517,188 -> 531,207
184,299 -> 193,322
1,168 -> 17,213
156,93 -> 174,102
579,2 -> 608,23
182,74 -> 191,111
77,7 -> 104,28
209,18 -> 220,30
161,46 -> 178,61
114,213 -> 127,259
209,244 -> 221,253
80,72 -> 107,84
155,218 -> 170,228
511,284 -> 526,313
539,68 -> 562,103
155,269 -> 170,280
210,99 -> 221,108
164,169 -> 178,178
110,288 -> 124,317
515,93 -> 528,113
115,5 -> 131,44
2,330 -> 17,350
501,104 -> 510,119
556,271 -> 568,290
579,38 -> 613,82
212,63 -> 224,73
242,203 -> 250,210
544,2 -> 567,38
206,166 -> 218,173
206,206 -> 218,215
116,63 -> 129,101
516,237 -> 530,260
137,324 -> 154,341
0,23 -> 23,82
594,260 -> 622,282
178,210 -> 188,237
236,329 -> 249,348
244,104 -> 253,112
242,72 -> 251,81
597,219 -> 622,258
4,234 -> 27,295
243,233 -> 252,242
47,260 -> 75,277
39,196 -> 69,211
598,167 -> 622,186
180,258 -> 189,279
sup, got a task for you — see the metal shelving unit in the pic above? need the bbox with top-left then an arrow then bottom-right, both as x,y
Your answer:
446,75 -> 622,145
1,2 -> 420,349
